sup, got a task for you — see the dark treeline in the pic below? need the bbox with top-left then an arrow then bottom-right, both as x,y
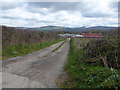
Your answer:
82,29 -> 118,36
2,26 -> 62,48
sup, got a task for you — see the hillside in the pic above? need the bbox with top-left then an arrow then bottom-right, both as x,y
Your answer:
16,26 -> 118,32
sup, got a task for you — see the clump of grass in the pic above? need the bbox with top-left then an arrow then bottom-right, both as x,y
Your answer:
61,38 -> 120,88
2,39 -> 64,60
52,41 -> 65,52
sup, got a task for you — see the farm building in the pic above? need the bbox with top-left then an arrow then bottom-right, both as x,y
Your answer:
80,33 -> 103,38
58,33 -> 103,38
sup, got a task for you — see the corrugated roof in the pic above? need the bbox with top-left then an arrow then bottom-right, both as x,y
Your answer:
80,33 -> 103,37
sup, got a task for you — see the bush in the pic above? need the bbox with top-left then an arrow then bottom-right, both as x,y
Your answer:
62,38 -> 120,88
83,37 -> 119,69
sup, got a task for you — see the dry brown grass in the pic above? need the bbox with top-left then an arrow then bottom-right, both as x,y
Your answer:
73,37 -> 92,49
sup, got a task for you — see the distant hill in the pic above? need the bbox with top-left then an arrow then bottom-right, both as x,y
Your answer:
73,26 -> 118,31
25,26 -> 72,31
86,26 -> 118,30
14,26 -> 118,32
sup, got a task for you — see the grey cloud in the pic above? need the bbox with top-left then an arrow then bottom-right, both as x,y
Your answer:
1,1 -> 118,27
82,13 -> 111,18
28,2 -> 80,11
109,2 -> 118,10
35,20 -> 56,24
27,2 -> 117,18
81,10 -> 112,18
2,16 -> 56,25
2,16 -> 36,22
2,2 -> 118,18
2,16 -> 19,19
1,2 -> 26,10
78,2 -> 118,18
26,2 -> 82,14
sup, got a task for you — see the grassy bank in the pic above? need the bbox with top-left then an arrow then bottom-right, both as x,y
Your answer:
61,38 -> 120,88
2,39 -> 64,60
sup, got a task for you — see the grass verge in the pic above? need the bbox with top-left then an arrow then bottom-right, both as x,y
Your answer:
52,41 -> 65,52
60,38 -> 120,88
2,39 -> 64,60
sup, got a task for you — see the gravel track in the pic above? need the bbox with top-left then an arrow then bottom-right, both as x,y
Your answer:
1,39 -> 69,88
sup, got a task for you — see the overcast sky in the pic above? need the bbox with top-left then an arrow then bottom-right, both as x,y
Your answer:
0,0 -> 119,27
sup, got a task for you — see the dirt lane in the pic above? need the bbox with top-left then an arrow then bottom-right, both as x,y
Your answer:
2,39 -> 69,88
